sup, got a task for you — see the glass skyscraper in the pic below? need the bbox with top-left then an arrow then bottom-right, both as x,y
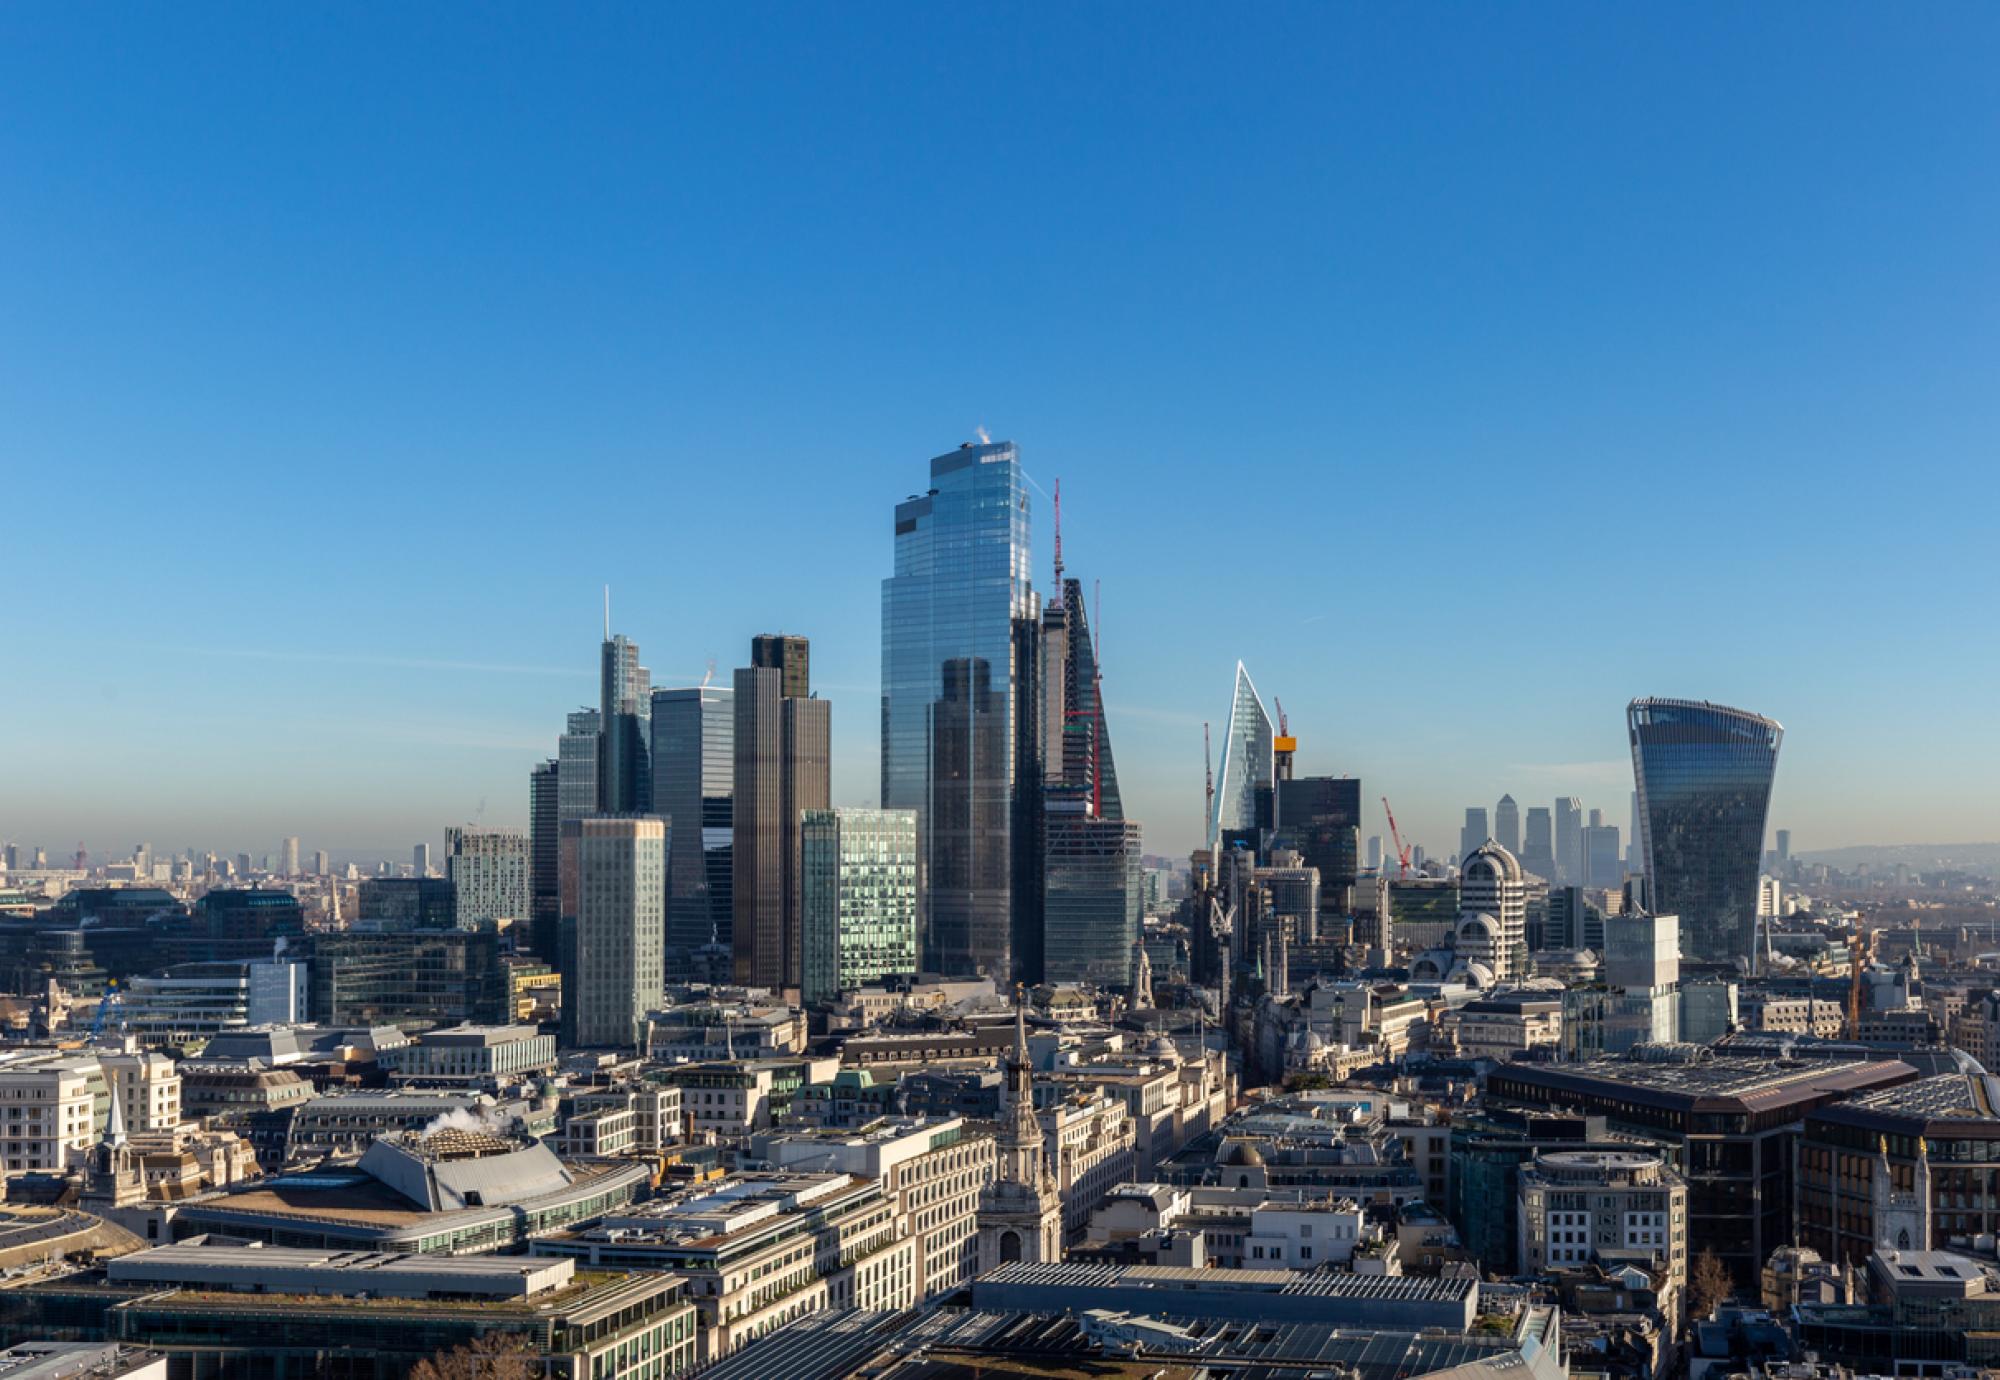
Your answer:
882,441 -> 1034,980
599,633 -> 651,813
651,685 -> 734,954
1210,661 -> 1273,851
1628,697 -> 1783,968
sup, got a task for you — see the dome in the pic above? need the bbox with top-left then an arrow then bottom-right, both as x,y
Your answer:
1448,959 -> 1496,988
1461,841 -> 1524,884
1220,1139 -> 1266,1168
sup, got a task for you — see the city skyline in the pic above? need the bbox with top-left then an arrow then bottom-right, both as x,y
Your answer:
5,8 -> 1995,857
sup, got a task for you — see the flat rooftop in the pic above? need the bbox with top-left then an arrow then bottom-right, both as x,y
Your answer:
1494,1054 -> 1913,1112
109,1244 -> 573,1299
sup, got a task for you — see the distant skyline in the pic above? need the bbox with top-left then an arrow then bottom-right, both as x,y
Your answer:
4,7 -> 1996,860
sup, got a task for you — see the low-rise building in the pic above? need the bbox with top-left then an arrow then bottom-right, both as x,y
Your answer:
98,1240 -> 696,1380
389,1024 -> 557,1084
1518,1150 -> 1687,1310
753,1117 -> 995,1300
536,1171 -> 916,1363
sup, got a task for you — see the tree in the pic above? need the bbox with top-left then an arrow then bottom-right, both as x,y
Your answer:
408,1332 -> 538,1380
1688,1248 -> 1733,1322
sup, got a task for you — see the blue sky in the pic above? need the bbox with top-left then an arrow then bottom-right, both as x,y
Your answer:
3,5 -> 1994,863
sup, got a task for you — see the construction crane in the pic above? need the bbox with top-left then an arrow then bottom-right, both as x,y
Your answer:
1203,722 -> 1215,845
1381,796 -> 1412,879
1272,697 -> 1296,781
1846,924 -> 1874,1039
1051,478 -> 1064,601
89,982 -> 123,1041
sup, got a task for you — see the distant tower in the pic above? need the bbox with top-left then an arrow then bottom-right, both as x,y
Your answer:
1494,795 -> 1520,858
1459,808 -> 1489,867
1554,798 -> 1584,886
976,994 -> 1063,1270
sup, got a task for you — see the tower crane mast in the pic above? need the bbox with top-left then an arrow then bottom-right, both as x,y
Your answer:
1381,796 -> 1412,879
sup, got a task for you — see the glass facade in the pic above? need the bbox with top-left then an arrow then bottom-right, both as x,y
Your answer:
1211,662 -> 1272,851
558,708 -> 602,824
600,634 -> 652,813
1627,697 -> 1783,968
652,685 -> 735,953
800,809 -> 919,1005
882,441 -> 1033,979
1042,790 -> 1143,986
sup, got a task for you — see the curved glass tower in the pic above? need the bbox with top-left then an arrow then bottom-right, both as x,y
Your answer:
1627,698 -> 1783,969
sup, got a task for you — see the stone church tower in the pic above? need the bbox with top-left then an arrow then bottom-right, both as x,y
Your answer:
1873,1134 -> 1932,1253
976,995 -> 1063,1270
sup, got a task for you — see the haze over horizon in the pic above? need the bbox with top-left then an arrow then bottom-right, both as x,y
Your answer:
5,7 -> 1995,861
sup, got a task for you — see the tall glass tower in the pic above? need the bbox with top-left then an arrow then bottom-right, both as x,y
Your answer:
1628,697 -> 1783,969
651,685 -> 734,955
883,440 -> 1034,979
1210,662 -> 1273,852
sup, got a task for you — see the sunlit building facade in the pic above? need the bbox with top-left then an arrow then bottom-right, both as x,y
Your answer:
801,809 -> 919,1005
882,441 -> 1034,980
1628,698 -> 1783,968
1210,661 -> 1273,851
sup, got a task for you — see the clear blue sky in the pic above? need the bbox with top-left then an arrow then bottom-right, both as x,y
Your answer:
3,5 -> 1994,863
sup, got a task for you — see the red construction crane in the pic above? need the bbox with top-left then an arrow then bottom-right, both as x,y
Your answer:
1381,797 -> 1411,879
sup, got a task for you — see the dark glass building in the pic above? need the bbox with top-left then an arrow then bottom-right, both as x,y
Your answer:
882,442 -> 1034,980
599,631 -> 651,814
306,929 -> 509,1030
1272,776 -> 1361,918
528,759 -> 561,961
356,877 -> 458,931
1627,697 -> 1783,968
651,684 -> 735,955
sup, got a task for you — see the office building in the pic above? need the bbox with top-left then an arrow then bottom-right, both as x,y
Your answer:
1493,795 -> 1519,857
1456,842 -> 1526,982
528,759 -> 560,961
1520,806 -> 1556,881
1582,817 -> 1622,890
307,929 -> 510,1029
1517,1150 -> 1687,1284
280,837 -> 300,877
754,1116 -> 998,1302
312,849 -> 329,877
1554,797 -> 1583,885
1599,911 -> 1680,1052
752,632 -> 811,699
1042,789 -> 1144,987
1458,808 -> 1489,867
412,842 -> 431,877
1489,1050 -> 1911,1286
562,816 -> 667,1049
1273,776 -> 1361,918
355,877 -> 457,931
1627,697 -> 1783,968
1366,835 -> 1382,872
882,441 -> 1035,980
1776,828 -> 1791,864
1798,1069 -> 2000,1264
599,627 -> 652,813
733,639 -> 831,992
801,809 -> 919,1006
651,684 -> 735,953
557,707 -> 602,823
444,826 -> 528,931
121,959 -> 309,1045
1210,662 -> 1274,855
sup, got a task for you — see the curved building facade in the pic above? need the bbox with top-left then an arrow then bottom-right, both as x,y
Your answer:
1627,698 -> 1782,969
